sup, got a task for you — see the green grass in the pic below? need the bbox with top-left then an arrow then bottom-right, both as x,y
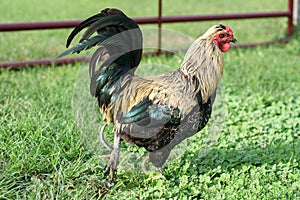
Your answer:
1,0 -> 300,199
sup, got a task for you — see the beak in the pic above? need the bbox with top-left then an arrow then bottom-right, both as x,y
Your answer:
231,37 -> 237,43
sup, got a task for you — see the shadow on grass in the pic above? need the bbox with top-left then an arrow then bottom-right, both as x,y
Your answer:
175,135 -> 299,177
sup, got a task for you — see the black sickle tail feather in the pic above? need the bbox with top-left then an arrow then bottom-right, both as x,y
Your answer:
66,8 -> 127,48
56,8 -> 143,110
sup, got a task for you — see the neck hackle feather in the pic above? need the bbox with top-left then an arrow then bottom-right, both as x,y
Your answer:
180,25 -> 225,103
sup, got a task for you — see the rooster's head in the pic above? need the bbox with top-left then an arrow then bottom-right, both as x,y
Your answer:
206,24 -> 237,52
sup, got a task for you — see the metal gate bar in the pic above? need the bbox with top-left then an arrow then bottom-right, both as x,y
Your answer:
0,0 -> 294,69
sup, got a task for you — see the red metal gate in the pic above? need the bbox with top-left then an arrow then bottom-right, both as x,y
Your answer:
0,0 -> 294,69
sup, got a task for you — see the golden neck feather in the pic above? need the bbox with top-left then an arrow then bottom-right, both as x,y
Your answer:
180,35 -> 224,103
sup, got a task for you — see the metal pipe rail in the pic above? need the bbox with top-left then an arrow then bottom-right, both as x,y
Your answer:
0,11 -> 293,33
0,0 -> 294,69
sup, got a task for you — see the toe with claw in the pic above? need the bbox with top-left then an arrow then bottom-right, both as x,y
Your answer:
101,130 -> 120,182
103,151 -> 119,182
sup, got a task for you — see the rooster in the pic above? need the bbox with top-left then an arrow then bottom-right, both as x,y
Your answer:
57,8 -> 236,181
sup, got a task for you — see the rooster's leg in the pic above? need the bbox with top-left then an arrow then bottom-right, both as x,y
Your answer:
103,130 -> 120,182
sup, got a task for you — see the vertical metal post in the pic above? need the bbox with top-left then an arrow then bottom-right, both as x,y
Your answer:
297,0 -> 300,25
287,0 -> 294,36
157,0 -> 162,55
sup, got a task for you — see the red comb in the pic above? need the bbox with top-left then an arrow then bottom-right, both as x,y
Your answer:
225,26 -> 233,35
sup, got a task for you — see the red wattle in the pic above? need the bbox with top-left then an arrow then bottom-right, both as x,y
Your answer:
219,43 -> 231,52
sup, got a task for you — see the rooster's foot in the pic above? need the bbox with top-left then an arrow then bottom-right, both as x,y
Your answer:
101,131 -> 120,182
102,151 -> 118,182
141,156 -> 164,176
155,167 -> 164,176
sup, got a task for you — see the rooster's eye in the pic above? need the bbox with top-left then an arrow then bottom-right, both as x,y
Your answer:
219,33 -> 225,38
